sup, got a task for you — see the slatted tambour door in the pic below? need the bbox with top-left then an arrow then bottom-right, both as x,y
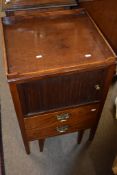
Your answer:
17,69 -> 106,116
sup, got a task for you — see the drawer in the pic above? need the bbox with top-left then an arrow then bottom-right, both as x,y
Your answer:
18,69 -> 106,116
25,103 -> 99,140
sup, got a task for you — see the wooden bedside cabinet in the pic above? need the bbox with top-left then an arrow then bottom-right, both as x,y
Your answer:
0,1 -> 116,154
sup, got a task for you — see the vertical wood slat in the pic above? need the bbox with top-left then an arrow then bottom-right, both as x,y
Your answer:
17,69 -> 106,116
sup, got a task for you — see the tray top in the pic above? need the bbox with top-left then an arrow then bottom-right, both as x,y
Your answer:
2,9 -> 115,79
1,0 -> 78,11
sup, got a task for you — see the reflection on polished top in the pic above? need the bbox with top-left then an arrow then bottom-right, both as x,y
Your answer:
2,0 -> 77,10
3,9 -> 114,77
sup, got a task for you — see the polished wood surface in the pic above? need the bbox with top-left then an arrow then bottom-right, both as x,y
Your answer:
81,0 -> 117,53
25,104 -> 99,140
26,121 -> 97,140
2,0 -> 77,10
18,69 -> 105,115
9,83 -> 30,154
1,8 -> 116,153
2,9 -> 114,80
24,103 -> 99,130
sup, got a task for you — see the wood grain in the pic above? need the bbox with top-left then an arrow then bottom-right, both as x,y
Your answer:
1,0 -> 77,10
1,8 -> 116,153
9,83 -> 30,154
18,69 -> 105,116
2,9 -> 115,80
25,103 -> 99,140
24,103 -> 99,130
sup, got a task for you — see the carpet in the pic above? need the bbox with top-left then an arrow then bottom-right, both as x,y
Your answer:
0,105 -> 5,175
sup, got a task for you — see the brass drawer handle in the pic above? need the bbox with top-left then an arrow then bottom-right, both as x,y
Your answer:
56,113 -> 70,122
56,125 -> 69,133
95,84 -> 101,90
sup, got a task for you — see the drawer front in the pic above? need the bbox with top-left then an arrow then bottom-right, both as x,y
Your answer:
18,69 -> 106,116
25,104 -> 99,140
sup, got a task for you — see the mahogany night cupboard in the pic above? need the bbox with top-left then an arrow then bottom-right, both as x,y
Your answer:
0,0 -> 116,154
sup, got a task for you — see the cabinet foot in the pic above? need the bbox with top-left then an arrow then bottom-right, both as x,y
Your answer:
38,139 -> 45,152
89,127 -> 97,141
77,130 -> 84,144
24,142 -> 30,154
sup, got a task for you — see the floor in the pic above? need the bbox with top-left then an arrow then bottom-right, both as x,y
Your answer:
0,105 -> 5,175
1,50 -> 117,175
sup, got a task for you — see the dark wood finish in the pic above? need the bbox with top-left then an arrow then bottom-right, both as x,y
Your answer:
24,103 -> 99,130
2,9 -> 114,78
26,119 -> 96,141
0,8 -> 116,153
81,0 -> 117,54
9,83 -> 30,154
1,0 -> 77,11
77,130 -> 84,144
24,104 -> 98,140
88,64 -> 116,140
38,139 -> 45,152
18,69 -> 105,116
89,126 -> 97,141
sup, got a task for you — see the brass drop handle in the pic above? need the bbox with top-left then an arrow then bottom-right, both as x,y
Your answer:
95,84 -> 101,90
56,113 -> 70,122
56,125 -> 69,133
5,0 -> 11,4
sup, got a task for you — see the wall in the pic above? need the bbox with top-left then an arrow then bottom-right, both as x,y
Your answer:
80,0 -> 117,54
